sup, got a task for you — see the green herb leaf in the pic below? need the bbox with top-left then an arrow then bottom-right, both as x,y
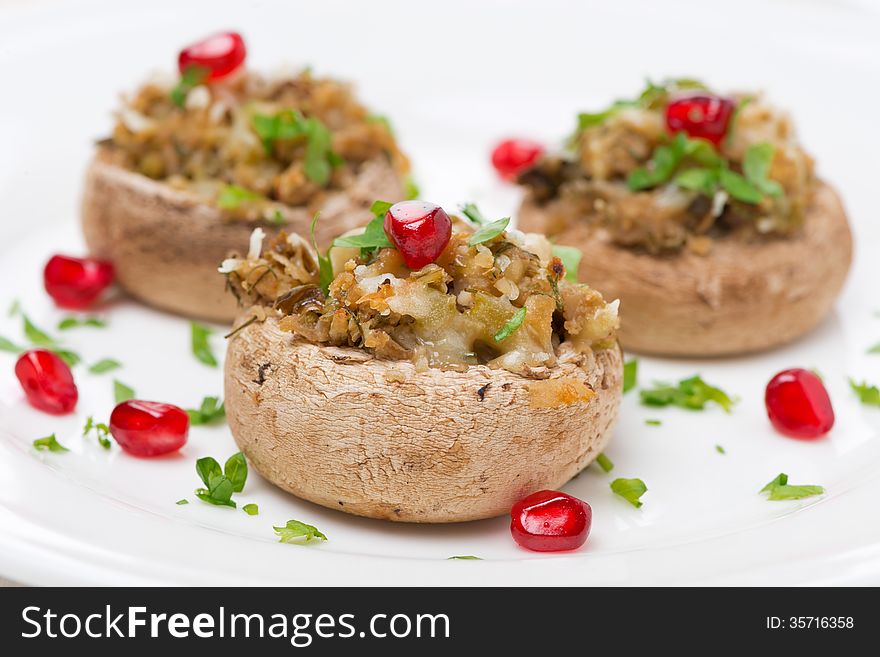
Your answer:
719,167 -> 763,204
468,217 -> 510,246
595,453 -> 614,473
190,322 -> 218,367
113,379 -> 135,404
23,314 -> 55,346
53,350 -> 81,367
370,200 -> 394,216
58,317 -> 106,331
551,245 -> 582,282
274,519 -> 327,544
494,307 -> 527,343
849,378 -> 880,406
332,216 -> 392,250
868,343 -> 880,354
242,503 -> 259,516
623,359 -> 638,393
0,335 -> 24,354
611,478 -> 647,508
82,416 -> 112,449
645,419 -> 662,426
715,445 -> 726,454
640,375 -> 736,412
674,167 -> 718,195
743,143 -> 783,198
251,110 -> 339,186
186,396 -> 226,425
170,65 -> 209,107
460,203 -> 489,226
8,299 -> 21,317
88,358 -> 121,374
404,177 -> 420,200
217,185 -> 263,210
725,96 -> 753,147
176,499 -> 189,505
196,457 -> 222,488
33,434 -> 68,453
195,487 -> 236,508
447,555 -> 482,560
760,472 -> 825,501
310,213 -> 334,295
224,451 -> 248,493
252,110 -> 306,151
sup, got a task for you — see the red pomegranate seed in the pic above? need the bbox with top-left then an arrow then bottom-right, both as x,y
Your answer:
178,31 -> 247,81
15,349 -> 78,415
765,368 -> 834,439
43,254 -> 114,310
383,201 -> 452,270
109,400 -> 189,457
665,94 -> 735,145
510,490 -> 592,552
491,138 -> 544,180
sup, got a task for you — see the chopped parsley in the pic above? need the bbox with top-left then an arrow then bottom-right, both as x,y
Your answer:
8,299 -> 21,317
88,358 -> 121,374
645,419 -> 662,426
170,65 -> 209,107
53,350 -> 81,367
176,499 -> 189,506
715,444 -> 726,454
494,307 -> 527,342
623,359 -> 638,393
868,343 -> 880,354
186,396 -> 226,425
611,477 -> 647,508
217,184 -> 264,210
250,110 -> 341,186
0,335 -> 23,354
242,503 -> 259,516
58,316 -> 106,331
760,473 -> 825,501
194,452 -> 248,508
82,416 -> 112,449
447,555 -> 482,560
33,434 -> 68,453
274,519 -> 327,544
332,202 -> 393,253
191,322 -> 218,367
640,375 -> 735,412
113,379 -> 135,404
551,245 -> 582,282
22,314 -> 55,346
460,203 -> 489,226
468,216 -> 510,246
849,378 -> 880,406
595,452 -> 614,473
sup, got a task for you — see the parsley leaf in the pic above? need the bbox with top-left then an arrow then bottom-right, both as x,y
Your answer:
551,245 -> 582,282
58,317 -> 106,331
715,444 -> 726,454
250,110 -> 340,186
82,416 -> 112,449
224,452 -> 248,493
595,453 -> 614,473
310,213 -> 333,295
0,335 -> 24,354
274,519 -> 327,544
494,307 -> 527,342
170,65 -> 209,107
176,499 -> 189,505
53,350 -> 81,367
196,457 -> 222,487
33,434 -> 68,453
332,216 -> 392,250
23,314 -> 55,346
194,453 -> 247,507
88,358 -> 121,374
674,167 -> 718,195
8,299 -> 21,317
468,217 -> 510,246
640,375 -> 735,412
460,202 -> 489,226
743,143 -> 783,198
849,378 -> 880,406
718,166 -> 762,203
760,473 -> 825,501
242,503 -> 259,516
645,419 -> 662,426
611,478 -> 647,508
191,322 -> 218,367
623,359 -> 638,393
113,379 -> 135,404
868,343 -> 880,354
448,555 -> 482,560
217,185 -> 263,210
404,177 -> 420,200
186,396 -> 226,425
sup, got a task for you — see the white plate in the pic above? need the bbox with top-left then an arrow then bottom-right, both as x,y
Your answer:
1,0 -> 880,586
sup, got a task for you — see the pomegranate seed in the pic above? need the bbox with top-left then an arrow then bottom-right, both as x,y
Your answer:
665,94 -> 735,145
765,368 -> 834,439
383,201 -> 452,270
491,138 -> 544,180
178,32 -> 247,81
15,349 -> 78,415
43,254 -> 114,310
109,400 -> 189,457
510,490 -> 592,552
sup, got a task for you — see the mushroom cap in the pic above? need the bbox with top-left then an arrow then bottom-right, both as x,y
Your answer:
518,181 -> 852,356
224,316 -> 623,523
81,150 -> 405,323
